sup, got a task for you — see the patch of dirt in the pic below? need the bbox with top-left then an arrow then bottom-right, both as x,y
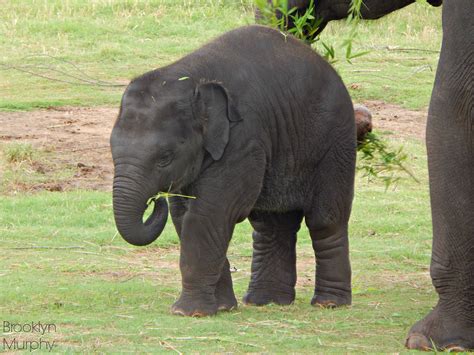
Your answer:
296,253 -> 315,288
0,102 -> 427,192
0,106 -> 117,192
363,100 -> 427,140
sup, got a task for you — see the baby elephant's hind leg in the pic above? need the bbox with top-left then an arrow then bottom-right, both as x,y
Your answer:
307,220 -> 352,308
243,210 -> 304,306
306,145 -> 355,308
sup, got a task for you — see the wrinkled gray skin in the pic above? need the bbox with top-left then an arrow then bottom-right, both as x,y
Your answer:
111,25 -> 356,317
270,0 -> 473,351
257,0 -> 443,39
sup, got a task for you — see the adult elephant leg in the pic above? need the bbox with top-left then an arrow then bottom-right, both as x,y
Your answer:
406,0 -> 474,350
243,210 -> 304,306
306,142 -> 355,308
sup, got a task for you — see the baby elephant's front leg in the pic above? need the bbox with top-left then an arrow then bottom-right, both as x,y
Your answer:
171,213 -> 233,317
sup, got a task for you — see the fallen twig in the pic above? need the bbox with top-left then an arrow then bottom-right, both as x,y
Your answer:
0,55 -> 127,88
4,246 -> 85,250
164,336 -> 260,348
159,340 -> 182,355
71,145 -> 110,152
0,63 -> 125,87
366,45 -> 440,54
384,46 -> 439,53
22,54 -> 123,86
71,251 -> 103,256
350,69 -> 381,73
47,123 -> 74,129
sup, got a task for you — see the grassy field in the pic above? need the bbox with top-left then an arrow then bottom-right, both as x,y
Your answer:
0,0 -> 446,353
0,0 -> 441,110
0,138 -> 436,352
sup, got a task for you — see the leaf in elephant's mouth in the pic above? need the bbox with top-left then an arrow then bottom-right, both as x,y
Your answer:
147,192 -> 197,206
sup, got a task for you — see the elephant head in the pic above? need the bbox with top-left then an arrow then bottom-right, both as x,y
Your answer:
110,75 -> 239,246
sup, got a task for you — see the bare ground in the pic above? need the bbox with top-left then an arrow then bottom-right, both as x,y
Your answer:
0,101 -> 427,193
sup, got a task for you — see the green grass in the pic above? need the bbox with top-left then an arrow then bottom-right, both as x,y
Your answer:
0,1 -> 446,352
0,0 -> 440,111
3,142 -> 35,163
0,136 -> 437,352
322,3 -> 442,109
0,142 -> 75,193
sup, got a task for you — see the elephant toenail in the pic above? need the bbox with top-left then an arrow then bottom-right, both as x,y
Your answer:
405,333 -> 432,350
445,344 -> 466,352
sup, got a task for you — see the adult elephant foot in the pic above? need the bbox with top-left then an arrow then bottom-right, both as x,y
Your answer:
170,292 -> 218,317
405,305 -> 474,351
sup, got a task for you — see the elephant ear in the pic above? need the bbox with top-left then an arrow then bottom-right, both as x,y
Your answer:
195,82 -> 240,161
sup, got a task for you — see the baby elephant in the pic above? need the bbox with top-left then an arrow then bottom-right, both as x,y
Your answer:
110,25 -> 356,316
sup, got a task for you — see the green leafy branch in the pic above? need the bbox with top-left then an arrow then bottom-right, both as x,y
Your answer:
357,132 -> 419,189
255,0 -> 368,63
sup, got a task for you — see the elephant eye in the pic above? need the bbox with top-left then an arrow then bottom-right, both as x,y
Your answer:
156,151 -> 174,168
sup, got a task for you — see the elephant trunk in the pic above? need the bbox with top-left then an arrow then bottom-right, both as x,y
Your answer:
112,175 -> 168,246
